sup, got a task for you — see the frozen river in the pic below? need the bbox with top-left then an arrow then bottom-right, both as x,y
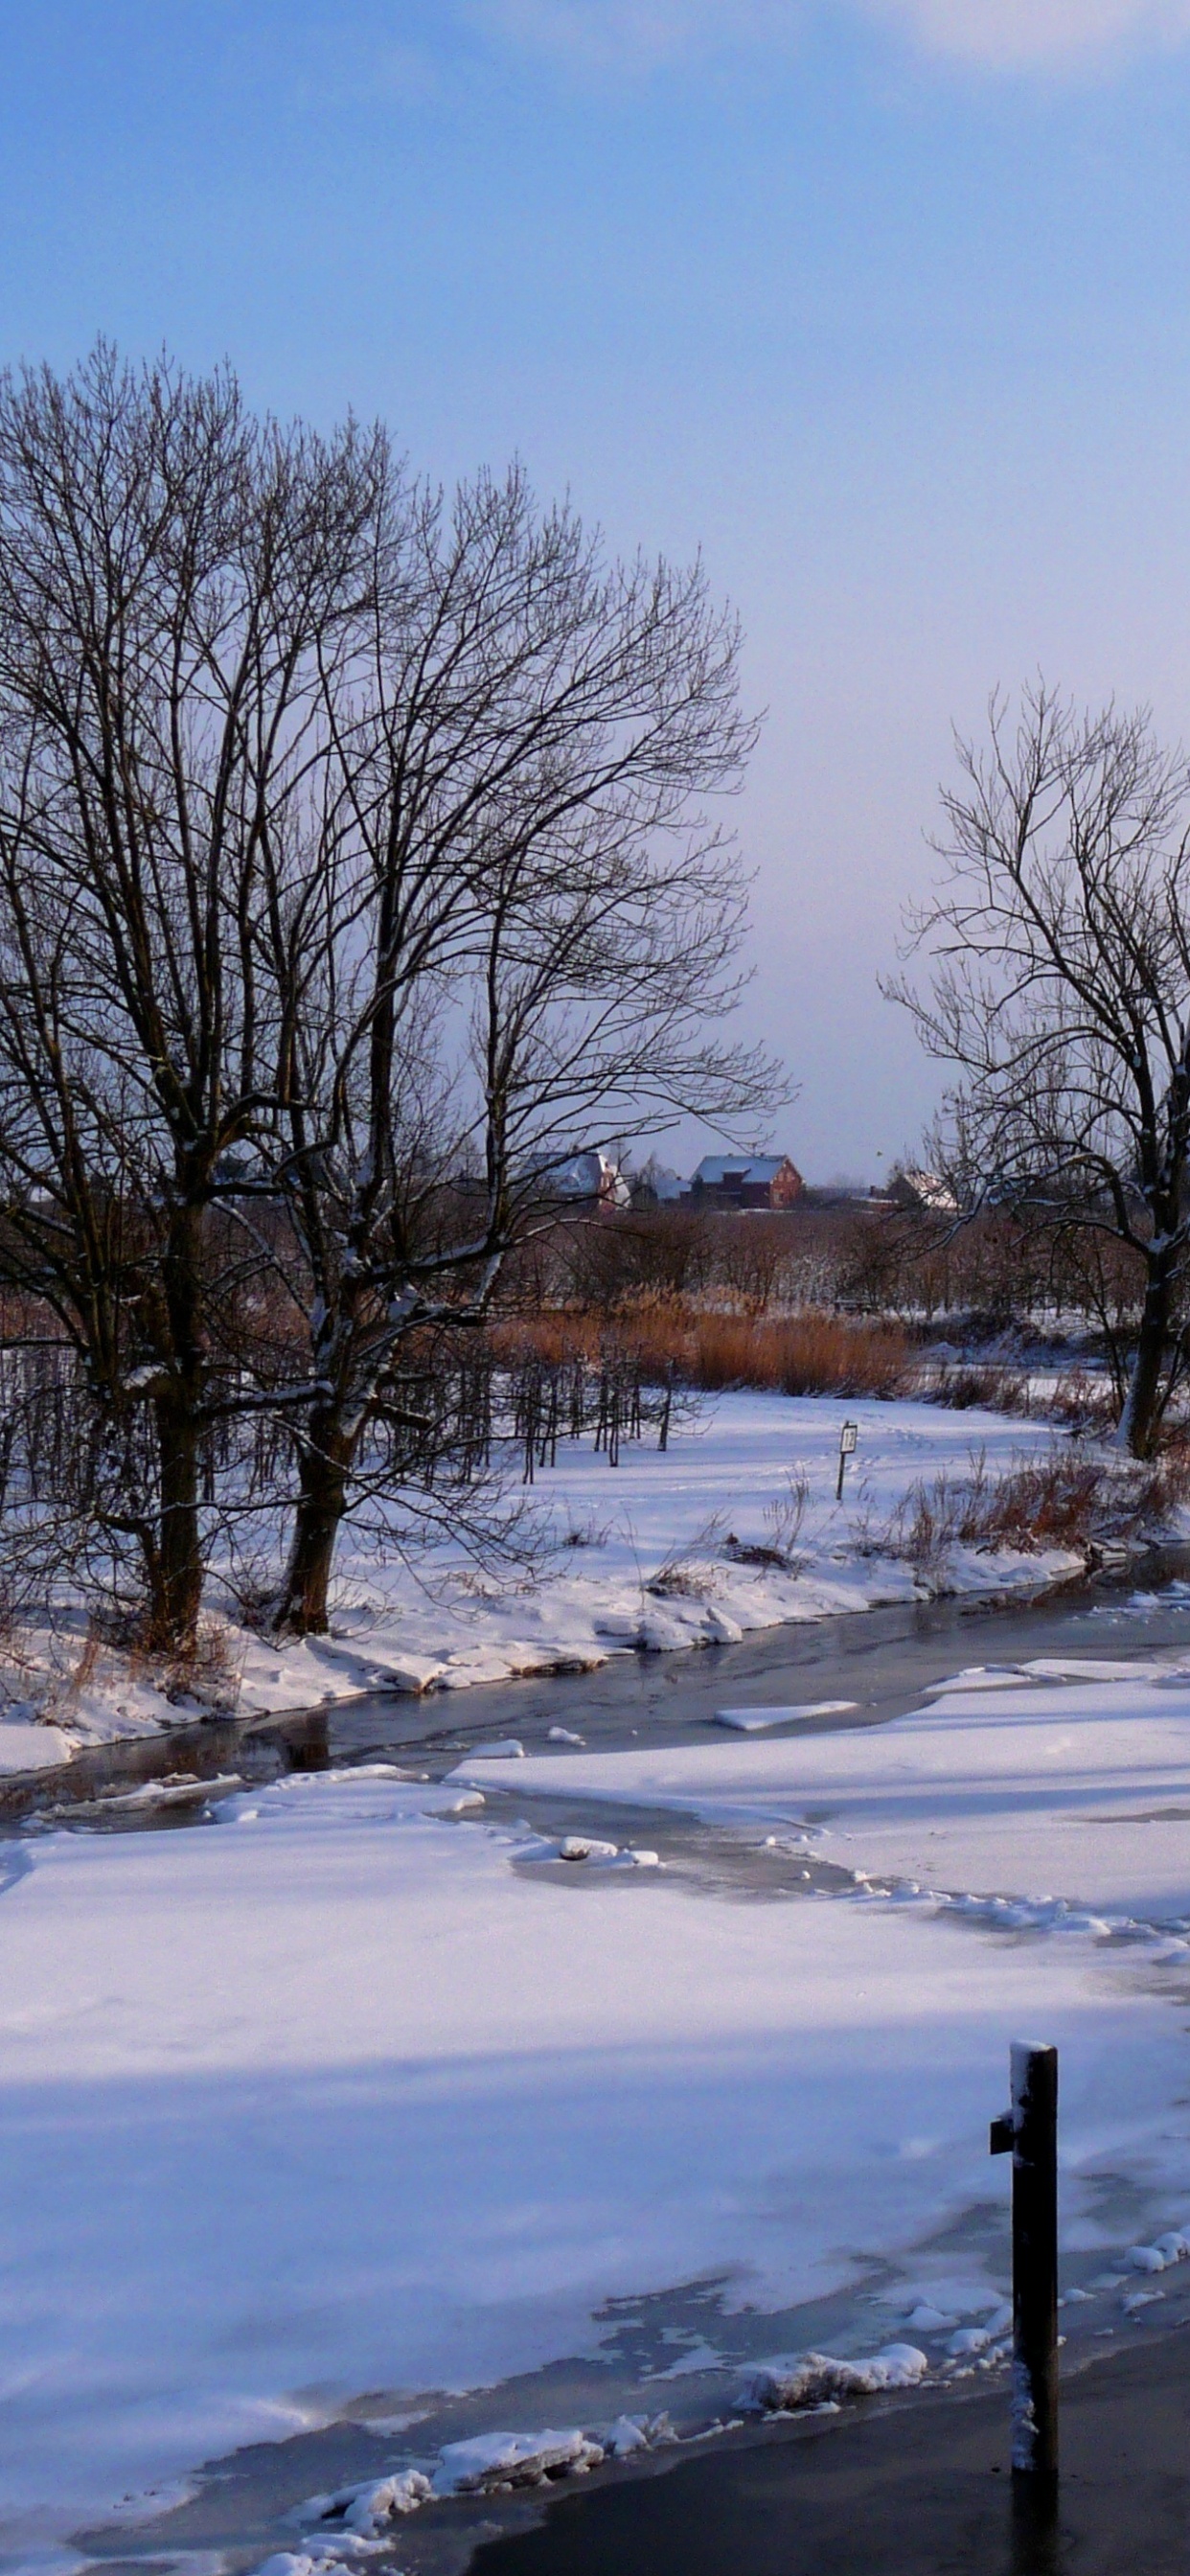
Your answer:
9,1561 -> 1190,2576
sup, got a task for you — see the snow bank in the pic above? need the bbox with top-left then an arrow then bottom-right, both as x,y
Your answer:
0,1394 -> 1084,1771
293,2419 -> 668,2545
227,1394 -> 1080,1714
741,2343 -> 929,2411
435,2428 -> 604,2494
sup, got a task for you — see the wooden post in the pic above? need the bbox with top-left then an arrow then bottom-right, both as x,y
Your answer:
991,2040 -> 1059,2482
835,1419 -> 858,1503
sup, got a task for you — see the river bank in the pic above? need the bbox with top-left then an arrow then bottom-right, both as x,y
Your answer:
0,1392 -> 1092,1775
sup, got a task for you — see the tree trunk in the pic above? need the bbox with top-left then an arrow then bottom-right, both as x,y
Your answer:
1117,1258 -> 1173,1459
149,1392 -> 203,1651
145,1204 -> 207,1653
274,1410 -> 352,1635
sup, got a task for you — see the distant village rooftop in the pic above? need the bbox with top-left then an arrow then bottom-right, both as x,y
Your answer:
888,1166 -> 959,1217
690,1153 -> 804,1209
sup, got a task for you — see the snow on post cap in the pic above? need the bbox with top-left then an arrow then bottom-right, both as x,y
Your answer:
1011,2037 -> 1057,2075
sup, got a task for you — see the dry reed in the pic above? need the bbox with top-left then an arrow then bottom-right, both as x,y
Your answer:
492,1306 -> 910,1399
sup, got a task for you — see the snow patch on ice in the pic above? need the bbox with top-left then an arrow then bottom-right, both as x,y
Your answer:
517,1831 -> 660,1871
714,1701 -> 858,1732
467,1661 -> 1190,1923
434,2428 -> 605,2495
295,2470 -> 434,2532
602,2411 -> 676,2455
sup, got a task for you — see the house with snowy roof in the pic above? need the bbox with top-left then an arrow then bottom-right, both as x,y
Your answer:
689,1152 -> 804,1209
887,1166 -> 958,1217
540,1148 -> 630,1208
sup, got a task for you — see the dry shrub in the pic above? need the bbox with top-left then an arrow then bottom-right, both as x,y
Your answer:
929,1363 -> 1027,1414
120,1610 -> 244,1714
725,1470 -> 811,1570
647,1563 -> 716,1599
886,1436 -> 1190,1579
887,1448 -> 1103,1576
159,1615 -> 243,1714
930,1361 -> 1119,1435
1131,1431 -> 1190,1524
1046,1368 -> 1116,1435
647,1513 -> 727,1598
970,1451 -> 1108,1552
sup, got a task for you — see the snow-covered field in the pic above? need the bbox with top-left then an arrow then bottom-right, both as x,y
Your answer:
7,1651 -> 1190,2562
4,1394 -> 1085,1773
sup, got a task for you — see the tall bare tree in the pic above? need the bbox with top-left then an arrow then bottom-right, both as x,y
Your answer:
0,345 -> 381,1644
891,682 -> 1190,1456
251,470 -> 780,1631
0,356 -> 781,1648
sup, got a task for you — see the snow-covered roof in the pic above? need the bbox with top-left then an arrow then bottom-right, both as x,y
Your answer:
893,1167 -> 959,1214
693,1154 -> 791,1184
542,1150 -> 630,1206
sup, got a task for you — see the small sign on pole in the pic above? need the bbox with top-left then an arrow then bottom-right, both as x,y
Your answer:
835,1419 -> 858,1503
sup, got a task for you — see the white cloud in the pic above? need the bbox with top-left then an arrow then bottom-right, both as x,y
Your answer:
478,0 -> 1190,72
874,0 -> 1190,67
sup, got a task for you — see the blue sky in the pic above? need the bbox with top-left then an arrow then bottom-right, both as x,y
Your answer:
4,2 -> 1190,1175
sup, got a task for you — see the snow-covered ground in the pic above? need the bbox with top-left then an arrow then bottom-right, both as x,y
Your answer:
7,1650 -> 1190,2561
2,1395 -> 1086,1773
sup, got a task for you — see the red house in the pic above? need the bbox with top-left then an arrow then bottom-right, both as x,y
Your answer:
690,1153 -> 804,1209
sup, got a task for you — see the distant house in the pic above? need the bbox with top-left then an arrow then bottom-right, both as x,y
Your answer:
690,1153 -> 804,1210
887,1167 -> 958,1217
629,1158 -> 686,1206
540,1149 -> 630,1209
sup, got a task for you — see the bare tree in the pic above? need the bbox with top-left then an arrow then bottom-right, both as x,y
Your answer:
0,357 -> 782,1648
0,345 -> 381,1644
252,470 -> 782,1631
891,682 -> 1190,1456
